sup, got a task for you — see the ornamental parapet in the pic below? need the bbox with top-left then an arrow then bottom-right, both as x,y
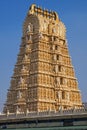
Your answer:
29,4 -> 59,21
16,84 -> 27,90
28,84 -> 54,88
14,102 -> 26,105
38,99 -> 56,103
16,98 -> 26,103
55,87 -> 70,91
30,71 -> 53,76
20,70 -> 29,76
22,59 -> 30,64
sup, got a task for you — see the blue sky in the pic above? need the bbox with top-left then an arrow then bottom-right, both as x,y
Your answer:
0,0 -> 87,111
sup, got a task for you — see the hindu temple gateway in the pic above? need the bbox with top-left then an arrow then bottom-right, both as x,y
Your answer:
3,4 -> 82,114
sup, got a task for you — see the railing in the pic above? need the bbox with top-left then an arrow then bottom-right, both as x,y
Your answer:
0,108 -> 87,120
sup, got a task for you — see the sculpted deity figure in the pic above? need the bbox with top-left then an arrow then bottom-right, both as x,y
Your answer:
62,66 -> 65,73
38,32 -> 43,39
58,91 -> 61,99
43,20 -> 47,31
53,54 -> 57,61
23,54 -> 28,61
17,90 -> 22,99
27,24 -> 31,32
64,78 -> 67,85
27,23 -> 33,33
26,35 -> 32,41
21,65 -> 28,74
52,45 -> 55,50
52,27 -> 56,33
26,108 -> 29,114
51,36 -> 54,42
21,65 -> 26,72
25,44 -> 30,52
66,92 -> 69,100
55,65 -> 58,73
16,106 -> 20,114
29,35 -> 32,41
26,44 -> 30,49
18,77 -> 25,85
56,77 -> 60,85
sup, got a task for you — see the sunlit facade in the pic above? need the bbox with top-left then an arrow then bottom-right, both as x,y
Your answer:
3,4 -> 82,113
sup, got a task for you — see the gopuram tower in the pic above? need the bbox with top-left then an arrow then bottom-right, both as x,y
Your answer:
4,4 -> 82,113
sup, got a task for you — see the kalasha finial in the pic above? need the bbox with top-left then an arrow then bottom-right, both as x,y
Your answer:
29,4 -> 36,14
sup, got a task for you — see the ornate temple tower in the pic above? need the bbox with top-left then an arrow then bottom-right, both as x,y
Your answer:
4,4 -> 82,113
